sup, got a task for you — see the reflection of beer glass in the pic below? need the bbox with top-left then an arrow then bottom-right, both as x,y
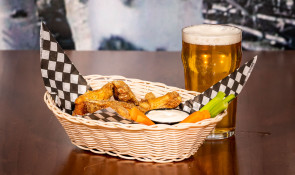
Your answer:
181,24 -> 242,139
195,136 -> 238,174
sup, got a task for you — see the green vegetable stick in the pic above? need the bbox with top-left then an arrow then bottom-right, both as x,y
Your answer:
223,94 -> 235,103
210,94 -> 236,118
200,92 -> 226,112
210,101 -> 228,118
216,91 -> 226,98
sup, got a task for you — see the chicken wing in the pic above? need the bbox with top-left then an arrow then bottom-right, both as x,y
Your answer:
144,92 -> 156,100
139,91 -> 182,112
73,82 -> 114,115
112,80 -> 139,105
73,81 -> 182,123
85,100 -> 136,120
85,100 -> 154,125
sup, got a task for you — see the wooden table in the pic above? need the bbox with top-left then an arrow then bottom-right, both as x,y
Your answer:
0,51 -> 294,175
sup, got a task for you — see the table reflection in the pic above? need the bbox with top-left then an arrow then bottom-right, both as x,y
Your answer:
193,136 -> 238,174
59,136 -> 237,175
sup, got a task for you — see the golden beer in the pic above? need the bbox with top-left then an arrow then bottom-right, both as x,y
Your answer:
181,24 -> 242,139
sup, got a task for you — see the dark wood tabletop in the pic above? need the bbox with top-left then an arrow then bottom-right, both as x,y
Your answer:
0,50 -> 294,175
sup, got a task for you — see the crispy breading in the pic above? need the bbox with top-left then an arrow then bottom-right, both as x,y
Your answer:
85,100 -> 136,120
73,82 -> 114,115
144,92 -> 156,100
112,80 -> 139,105
139,91 -> 182,112
73,80 -> 182,123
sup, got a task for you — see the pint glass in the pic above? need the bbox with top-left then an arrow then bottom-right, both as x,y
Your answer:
181,24 -> 242,139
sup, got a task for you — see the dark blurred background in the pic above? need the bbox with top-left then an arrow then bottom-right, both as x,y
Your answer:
0,0 -> 294,51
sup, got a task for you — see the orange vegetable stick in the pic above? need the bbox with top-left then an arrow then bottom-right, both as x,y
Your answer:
180,110 -> 211,123
129,107 -> 155,125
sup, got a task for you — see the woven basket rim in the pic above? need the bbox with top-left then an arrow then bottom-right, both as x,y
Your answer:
44,75 -> 226,130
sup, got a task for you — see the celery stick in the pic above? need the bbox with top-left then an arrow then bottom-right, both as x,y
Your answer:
216,91 -> 226,98
200,92 -> 225,112
223,94 -> 235,103
210,101 -> 228,118
210,94 -> 236,118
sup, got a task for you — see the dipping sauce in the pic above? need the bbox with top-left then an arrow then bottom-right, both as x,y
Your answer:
146,109 -> 189,124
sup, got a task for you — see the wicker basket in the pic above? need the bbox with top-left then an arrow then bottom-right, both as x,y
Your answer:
44,75 -> 226,163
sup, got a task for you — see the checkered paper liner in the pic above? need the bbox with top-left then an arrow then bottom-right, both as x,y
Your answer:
180,57 -> 257,114
40,22 -> 136,124
40,22 -> 92,114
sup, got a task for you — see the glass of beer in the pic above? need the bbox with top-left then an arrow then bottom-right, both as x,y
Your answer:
181,24 -> 242,140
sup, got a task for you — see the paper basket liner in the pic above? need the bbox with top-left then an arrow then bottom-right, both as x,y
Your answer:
179,56 -> 257,114
40,22 -> 137,123
40,22 -> 92,114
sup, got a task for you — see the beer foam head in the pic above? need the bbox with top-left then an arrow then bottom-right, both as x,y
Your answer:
182,24 -> 242,45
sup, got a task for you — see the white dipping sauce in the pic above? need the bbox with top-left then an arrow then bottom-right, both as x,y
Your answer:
146,109 -> 189,123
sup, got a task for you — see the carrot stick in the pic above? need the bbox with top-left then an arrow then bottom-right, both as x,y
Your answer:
180,110 -> 211,123
129,107 -> 155,125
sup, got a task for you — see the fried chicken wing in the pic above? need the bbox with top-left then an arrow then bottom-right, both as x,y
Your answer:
139,91 -> 182,112
144,92 -> 156,100
72,80 -> 182,126
85,100 -> 154,125
73,82 -> 114,115
112,80 -> 139,105
85,100 -> 136,120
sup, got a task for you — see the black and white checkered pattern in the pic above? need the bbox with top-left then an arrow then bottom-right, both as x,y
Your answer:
78,108 -> 137,124
180,57 -> 257,114
40,22 -> 92,114
40,22 -> 135,124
